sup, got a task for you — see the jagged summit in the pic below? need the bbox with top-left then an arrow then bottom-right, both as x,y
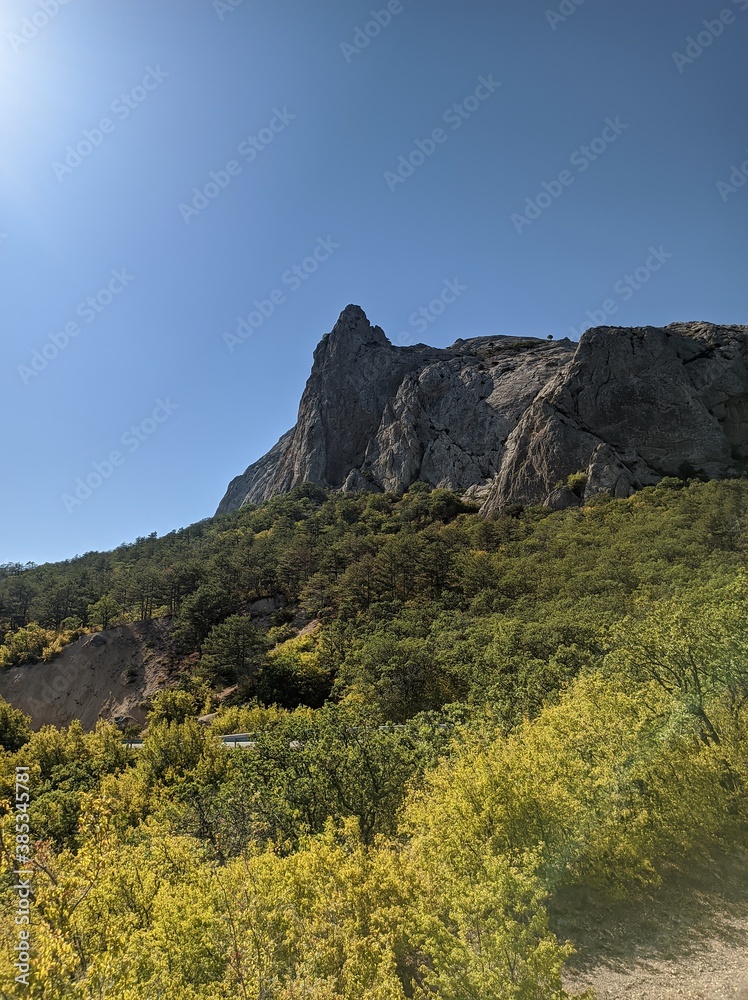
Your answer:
332,303 -> 380,335
339,303 -> 368,323
315,305 -> 390,357
217,310 -> 748,515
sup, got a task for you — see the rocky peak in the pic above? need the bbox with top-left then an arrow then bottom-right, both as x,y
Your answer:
216,311 -> 748,515
311,305 -> 391,367
333,304 -> 388,343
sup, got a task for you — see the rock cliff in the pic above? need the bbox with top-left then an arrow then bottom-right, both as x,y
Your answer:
217,306 -> 748,515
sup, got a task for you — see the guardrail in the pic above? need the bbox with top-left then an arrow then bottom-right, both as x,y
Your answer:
123,723 -> 452,750
124,732 -> 263,749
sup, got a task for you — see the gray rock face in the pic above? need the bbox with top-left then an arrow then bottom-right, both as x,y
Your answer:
216,307 -> 748,515
482,321 -> 748,512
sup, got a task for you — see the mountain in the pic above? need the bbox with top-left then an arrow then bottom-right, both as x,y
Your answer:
217,306 -> 748,514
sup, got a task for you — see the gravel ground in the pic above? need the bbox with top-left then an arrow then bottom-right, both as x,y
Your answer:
551,847 -> 748,1000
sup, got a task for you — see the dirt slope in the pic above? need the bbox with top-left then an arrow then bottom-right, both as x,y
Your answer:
0,619 -> 177,730
555,848 -> 748,999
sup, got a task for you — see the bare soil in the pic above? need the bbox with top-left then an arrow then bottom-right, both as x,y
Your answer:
0,619 -> 179,730
552,847 -> 748,999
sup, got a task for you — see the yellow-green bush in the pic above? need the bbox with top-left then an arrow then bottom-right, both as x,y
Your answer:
0,623 -> 56,667
406,674 -> 742,894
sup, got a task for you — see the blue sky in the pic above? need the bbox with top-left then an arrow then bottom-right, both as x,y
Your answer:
2,0 -> 747,565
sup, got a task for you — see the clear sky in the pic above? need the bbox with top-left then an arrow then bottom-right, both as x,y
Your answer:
1,0 -> 746,565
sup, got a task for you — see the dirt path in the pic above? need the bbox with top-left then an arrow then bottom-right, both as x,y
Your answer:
552,847 -> 748,999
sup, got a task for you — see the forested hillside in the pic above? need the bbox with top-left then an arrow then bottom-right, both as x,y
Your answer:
1,478 -> 747,996
2,478 -> 746,723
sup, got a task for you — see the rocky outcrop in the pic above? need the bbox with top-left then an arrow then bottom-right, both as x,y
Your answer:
482,321 -> 748,512
217,307 -> 748,515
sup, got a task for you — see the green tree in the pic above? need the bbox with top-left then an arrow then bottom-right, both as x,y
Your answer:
86,594 -> 123,631
200,614 -> 266,686
0,698 -> 31,751
173,583 -> 237,651
147,689 -> 199,725
608,575 -> 748,745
